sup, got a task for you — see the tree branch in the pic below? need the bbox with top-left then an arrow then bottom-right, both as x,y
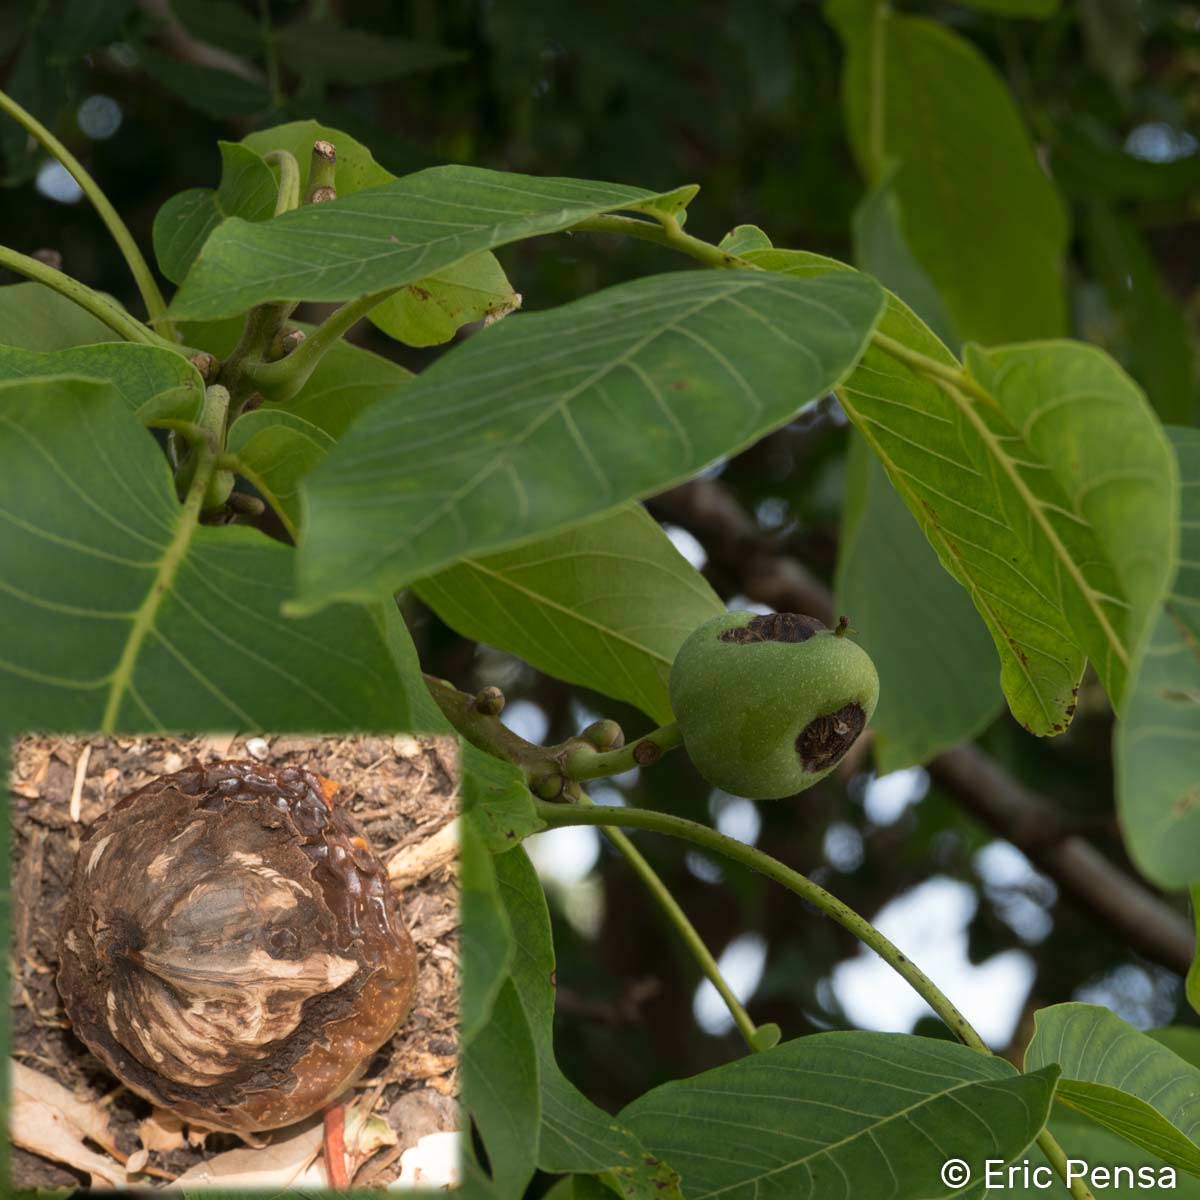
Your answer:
647,476 -> 1194,976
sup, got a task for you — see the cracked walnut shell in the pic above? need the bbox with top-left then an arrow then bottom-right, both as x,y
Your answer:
56,760 -> 418,1133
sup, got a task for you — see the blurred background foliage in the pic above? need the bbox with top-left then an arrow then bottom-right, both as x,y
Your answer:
3,0 -> 1198,1136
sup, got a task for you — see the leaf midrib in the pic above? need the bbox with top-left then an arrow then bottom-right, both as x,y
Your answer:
658,1071 -> 1020,1199
839,388 -> 1062,727
375,279 -> 762,565
100,468 -> 207,730
942,375 -> 1129,677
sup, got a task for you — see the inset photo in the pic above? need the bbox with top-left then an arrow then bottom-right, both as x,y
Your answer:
8,734 -> 461,1191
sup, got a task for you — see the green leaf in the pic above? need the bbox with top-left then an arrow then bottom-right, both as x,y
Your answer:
168,0 -> 263,58
1002,1114 -> 1200,1198
0,283 -> 119,351
0,343 -> 205,424
1150,1026 -> 1200,1068
273,22 -> 465,85
461,744 -> 545,853
495,846 -> 681,1198
416,505 -> 723,724
225,409 -> 334,537
1025,1003 -> 1200,1175
368,253 -> 521,348
294,269 -> 885,612
169,167 -> 702,320
460,805 -> 513,1043
243,121 -> 517,344
240,122 -> 518,349
1116,426 -> 1200,887
837,178 -> 1004,768
463,980 -> 540,1200
746,241 -> 1176,728
852,178 -> 956,346
153,142 -> 278,284
718,224 -> 773,255
1085,204 -> 1197,426
0,376 -> 426,731
242,120 -> 393,193
621,1032 -> 1059,1200
836,432 -> 1003,770
736,244 -> 1079,733
963,341 -> 1177,712
828,0 -> 1068,344
141,52 -> 271,119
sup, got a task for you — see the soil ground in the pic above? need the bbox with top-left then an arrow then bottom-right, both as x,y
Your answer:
8,732 -> 460,1190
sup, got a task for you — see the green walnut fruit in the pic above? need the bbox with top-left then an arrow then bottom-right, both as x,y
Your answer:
669,611 -> 879,800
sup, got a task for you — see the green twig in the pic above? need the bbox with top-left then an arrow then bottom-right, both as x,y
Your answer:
564,722 -> 683,780
263,150 -> 301,215
571,213 -> 750,271
308,139 -> 338,202
580,789 -> 760,1051
1037,1128 -> 1098,1200
0,244 -> 166,346
423,674 -> 546,773
244,288 -> 396,403
534,799 -> 989,1051
145,418 -> 214,446
0,87 -> 175,340
219,301 -> 297,409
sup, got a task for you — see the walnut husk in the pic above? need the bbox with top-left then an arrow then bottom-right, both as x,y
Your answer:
57,761 -> 417,1133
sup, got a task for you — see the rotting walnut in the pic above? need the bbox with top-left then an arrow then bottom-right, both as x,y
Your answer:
669,610 -> 880,800
56,760 -> 417,1133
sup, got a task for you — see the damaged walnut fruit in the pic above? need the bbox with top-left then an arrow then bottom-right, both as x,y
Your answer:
56,760 -> 417,1133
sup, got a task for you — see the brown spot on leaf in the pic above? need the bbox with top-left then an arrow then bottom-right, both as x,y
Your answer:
719,613 -> 826,644
408,285 -> 432,301
1172,787 -> 1200,817
796,703 -> 866,772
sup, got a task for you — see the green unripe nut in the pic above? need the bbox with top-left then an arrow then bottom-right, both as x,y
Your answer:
668,610 -> 879,800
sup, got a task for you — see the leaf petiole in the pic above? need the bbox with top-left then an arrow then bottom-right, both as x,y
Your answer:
263,150 -> 301,215
0,87 -> 175,340
243,288 -> 398,403
0,245 -> 168,347
578,788 -> 764,1052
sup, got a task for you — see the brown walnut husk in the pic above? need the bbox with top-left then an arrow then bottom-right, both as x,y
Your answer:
56,760 -> 417,1133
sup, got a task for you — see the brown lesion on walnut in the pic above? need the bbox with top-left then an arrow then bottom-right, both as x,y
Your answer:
718,612 -> 826,644
57,761 -> 417,1133
796,702 -> 867,772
